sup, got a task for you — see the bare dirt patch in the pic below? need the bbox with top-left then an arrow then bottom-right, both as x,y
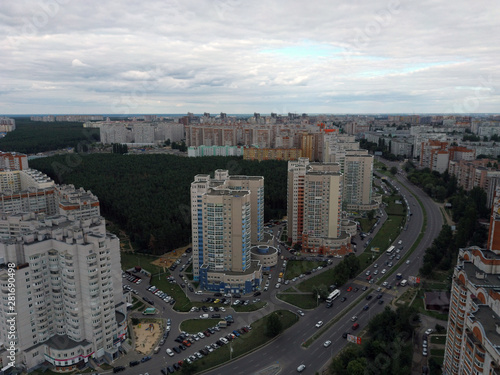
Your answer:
151,244 -> 191,268
132,320 -> 163,355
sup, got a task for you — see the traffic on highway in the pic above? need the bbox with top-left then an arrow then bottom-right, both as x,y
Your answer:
108,164 -> 442,375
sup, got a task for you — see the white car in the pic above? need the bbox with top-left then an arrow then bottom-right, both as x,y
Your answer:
425,328 -> 434,335
166,348 -> 174,356
297,364 -> 306,372
275,283 -> 281,288
382,281 -> 388,287
381,269 -> 387,274
220,307 -> 226,312
297,310 -> 305,316
406,260 -> 410,264
323,340 -> 332,348
195,291 -> 202,295
315,321 -> 324,328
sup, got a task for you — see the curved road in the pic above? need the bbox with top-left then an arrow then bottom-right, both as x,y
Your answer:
111,165 -> 444,375
203,171 -> 443,375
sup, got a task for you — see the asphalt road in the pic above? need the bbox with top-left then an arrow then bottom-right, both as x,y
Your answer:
108,167 -> 443,375
202,171 -> 443,375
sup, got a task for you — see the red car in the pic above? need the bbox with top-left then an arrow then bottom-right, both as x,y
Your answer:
347,287 -> 353,292
366,275 -> 372,281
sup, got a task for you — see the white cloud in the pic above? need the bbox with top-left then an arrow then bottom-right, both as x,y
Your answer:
0,0 -> 499,114
71,59 -> 88,67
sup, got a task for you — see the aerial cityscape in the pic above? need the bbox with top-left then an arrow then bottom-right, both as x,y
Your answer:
1,1 -> 500,375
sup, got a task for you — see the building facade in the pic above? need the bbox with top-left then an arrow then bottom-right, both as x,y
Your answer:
443,187 -> 500,375
343,154 -> 374,211
287,158 -> 352,254
190,170 -> 264,293
243,147 -> 302,161
0,213 -> 127,372
0,158 -> 126,372
443,245 -> 500,375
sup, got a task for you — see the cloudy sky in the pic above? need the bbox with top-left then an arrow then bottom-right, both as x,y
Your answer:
1,0 -> 499,115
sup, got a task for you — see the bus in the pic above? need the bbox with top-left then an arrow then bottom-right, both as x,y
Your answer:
326,289 -> 341,303
386,245 -> 395,255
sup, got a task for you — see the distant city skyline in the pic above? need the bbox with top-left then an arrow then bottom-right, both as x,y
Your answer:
1,0 -> 499,114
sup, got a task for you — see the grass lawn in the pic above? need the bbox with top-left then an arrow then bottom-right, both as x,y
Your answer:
180,319 -> 221,333
358,217 -> 377,233
365,213 -> 405,254
384,195 -> 407,216
410,290 -> 448,321
150,279 -> 192,312
284,260 -> 325,280
193,310 -> 298,372
120,252 -> 164,275
233,301 -> 267,312
396,289 -> 418,305
431,348 -> 446,357
357,251 -> 382,267
431,335 -> 447,345
296,268 -> 336,293
132,300 -> 145,311
277,293 -> 318,309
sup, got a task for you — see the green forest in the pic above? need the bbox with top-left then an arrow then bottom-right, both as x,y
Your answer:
30,154 -> 287,254
404,165 -> 489,276
330,305 -> 418,375
0,118 -> 100,154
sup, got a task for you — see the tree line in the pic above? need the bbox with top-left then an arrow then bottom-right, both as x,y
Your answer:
330,305 -> 418,375
405,165 -> 489,276
30,154 -> 287,254
0,118 -> 100,154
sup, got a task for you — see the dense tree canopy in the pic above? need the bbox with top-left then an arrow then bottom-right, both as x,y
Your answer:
405,167 -> 489,276
0,118 -> 100,154
330,306 -> 417,375
30,154 -> 287,254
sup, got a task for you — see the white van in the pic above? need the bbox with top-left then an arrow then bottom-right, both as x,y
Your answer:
401,279 -> 408,287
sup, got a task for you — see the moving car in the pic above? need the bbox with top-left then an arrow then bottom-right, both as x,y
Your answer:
323,340 -> 332,348
297,364 -> 306,372
315,321 -> 324,328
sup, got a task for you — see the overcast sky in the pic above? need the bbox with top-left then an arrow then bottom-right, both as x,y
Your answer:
1,0 -> 499,115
